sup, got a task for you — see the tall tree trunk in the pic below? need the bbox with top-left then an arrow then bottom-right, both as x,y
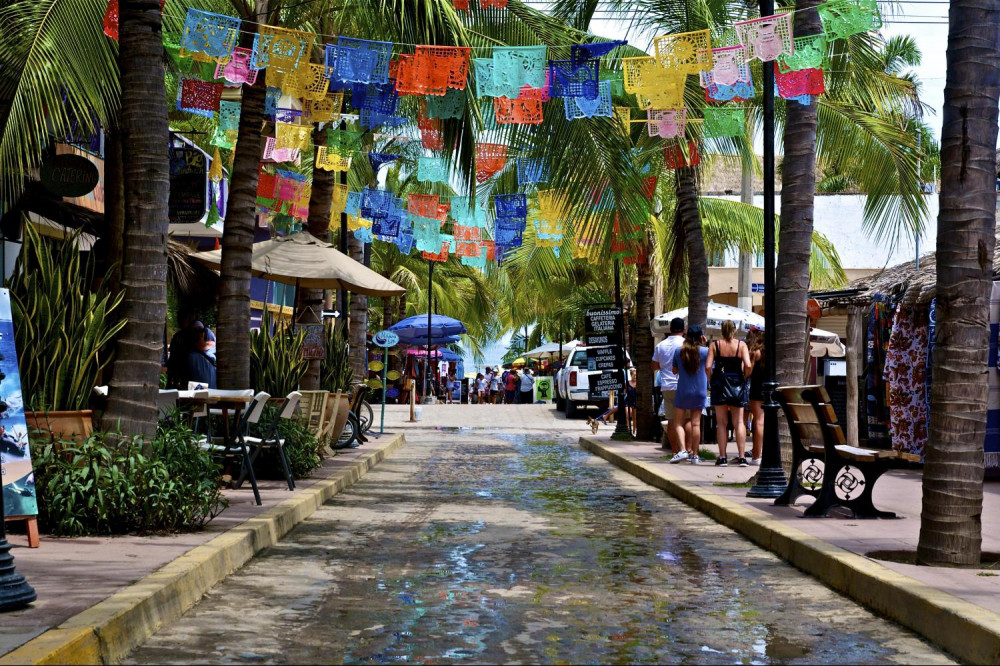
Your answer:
102,0 -> 169,438
917,0 -> 1000,567
774,0 -> 821,386
395,290 -> 407,326
347,235 -> 367,380
677,166 -> 708,327
634,233 -> 658,440
300,129 -> 336,390
216,10 -> 267,389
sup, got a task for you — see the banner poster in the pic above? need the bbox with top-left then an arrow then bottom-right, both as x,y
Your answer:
534,377 -> 553,403
0,289 -> 37,518
301,323 -> 326,360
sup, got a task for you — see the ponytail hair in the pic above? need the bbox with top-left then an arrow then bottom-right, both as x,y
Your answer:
680,331 -> 702,375
721,320 -> 736,341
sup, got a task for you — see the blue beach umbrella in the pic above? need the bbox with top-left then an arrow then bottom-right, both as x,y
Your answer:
388,314 -> 467,344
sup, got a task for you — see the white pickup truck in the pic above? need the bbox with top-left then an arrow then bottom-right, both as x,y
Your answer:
555,345 -> 632,418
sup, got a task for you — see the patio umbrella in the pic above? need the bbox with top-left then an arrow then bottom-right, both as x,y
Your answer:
388,314 -> 467,344
192,231 -> 404,296
651,302 -> 766,337
402,334 -> 462,346
523,340 -> 580,359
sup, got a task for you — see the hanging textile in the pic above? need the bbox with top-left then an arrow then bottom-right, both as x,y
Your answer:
663,141 -> 701,169
775,65 -> 825,98
369,152 -> 400,172
548,58 -> 600,99
453,0 -> 469,9
264,87 -> 281,117
493,46 -> 548,95
571,40 -> 626,67
406,46 -> 470,96
475,143 -> 508,183
988,284 -> 1000,474
480,0 -> 508,7
208,148 -> 223,184
218,101 -> 241,131
216,47 -> 259,86
778,34 -> 830,73
614,106 -> 630,133
275,123 -> 312,151
302,93 -> 343,124
622,57 -> 686,109
257,169 -> 277,199
451,197 -> 487,228
323,38 -> 392,85
178,79 -> 223,116
344,191 -> 362,216
417,114 -> 445,150
517,158 -> 549,188
817,0 -> 882,40
408,194 -> 441,219
700,46 -> 750,87
705,78 -> 755,102
250,25 -> 315,74
495,96 -> 544,124
211,128 -> 238,149
180,9 -> 241,60
473,58 -> 506,98
103,0 -> 118,40
703,107 -> 745,138
315,146 -> 351,171
281,63 -> 330,100
884,305 -> 930,458
422,241 -> 451,262
417,157 -> 449,183
564,80 -> 613,119
326,129 -> 363,154
330,183 -> 350,215
425,90 -> 467,118
274,170 -> 307,202
373,215 -> 401,239
652,29 -> 712,75
647,108 -> 687,139
865,294 -> 894,449
495,193 -> 527,220
263,136 -> 300,163
734,14 -> 793,62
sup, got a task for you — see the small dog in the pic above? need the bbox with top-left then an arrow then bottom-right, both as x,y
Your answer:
586,417 -> 601,434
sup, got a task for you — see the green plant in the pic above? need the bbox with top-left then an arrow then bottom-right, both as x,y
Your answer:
249,406 -> 322,479
7,223 -> 125,411
320,321 -> 354,392
249,310 -> 308,397
31,421 -> 227,536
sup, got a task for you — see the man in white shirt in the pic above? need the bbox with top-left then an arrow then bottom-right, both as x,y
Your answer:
519,368 -> 535,404
651,317 -> 686,459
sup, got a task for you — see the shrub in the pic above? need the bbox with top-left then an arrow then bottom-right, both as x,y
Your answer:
249,406 -> 322,479
250,311 -> 308,398
320,321 -> 354,392
32,422 -> 227,536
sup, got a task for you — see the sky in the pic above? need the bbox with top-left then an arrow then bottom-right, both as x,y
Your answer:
463,4 -> 952,374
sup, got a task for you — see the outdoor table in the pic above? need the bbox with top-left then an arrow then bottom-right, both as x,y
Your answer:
179,389 -> 254,490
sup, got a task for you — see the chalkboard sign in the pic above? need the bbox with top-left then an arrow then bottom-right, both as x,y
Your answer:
301,324 -> 325,360
588,370 -> 624,401
169,146 -> 208,224
587,346 -> 623,371
584,306 -> 622,334
584,331 -> 623,347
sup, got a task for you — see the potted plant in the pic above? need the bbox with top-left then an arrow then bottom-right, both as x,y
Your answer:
320,321 -> 354,443
249,309 -> 309,398
8,223 -> 124,440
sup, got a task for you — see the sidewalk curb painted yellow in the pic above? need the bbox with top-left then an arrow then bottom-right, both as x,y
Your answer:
580,436 -> 1000,665
0,433 -> 406,666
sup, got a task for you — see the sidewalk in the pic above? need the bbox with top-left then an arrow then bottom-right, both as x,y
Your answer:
0,432 -> 405,664
580,432 -> 1000,665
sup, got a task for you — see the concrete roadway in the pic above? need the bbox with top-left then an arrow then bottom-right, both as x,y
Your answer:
126,404 -> 951,664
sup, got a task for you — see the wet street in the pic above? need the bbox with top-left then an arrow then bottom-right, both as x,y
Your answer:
128,426 -> 952,664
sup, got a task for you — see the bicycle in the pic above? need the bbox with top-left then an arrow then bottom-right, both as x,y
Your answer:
331,384 -> 372,450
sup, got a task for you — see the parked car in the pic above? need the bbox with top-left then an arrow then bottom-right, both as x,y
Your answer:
555,345 -> 632,418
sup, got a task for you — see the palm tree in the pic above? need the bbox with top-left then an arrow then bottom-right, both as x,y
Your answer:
916,0 -> 1000,567
100,0 -> 170,438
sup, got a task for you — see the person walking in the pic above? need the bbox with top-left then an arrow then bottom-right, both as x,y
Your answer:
445,370 -> 457,405
706,320 -> 752,467
489,369 -> 501,404
745,328 -> 766,466
652,317 -> 687,459
671,325 -> 708,464
504,368 -> 518,404
519,367 -> 535,404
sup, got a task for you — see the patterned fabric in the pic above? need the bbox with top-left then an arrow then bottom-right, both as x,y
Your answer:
865,295 -> 894,449
885,305 -> 929,457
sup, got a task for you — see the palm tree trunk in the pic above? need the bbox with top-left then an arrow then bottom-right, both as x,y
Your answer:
216,29 -> 267,389
917,0 -> 1000,567
634,233 -> 658,440
300,129 -> 336,390
347,235 -> 368,380
775,0 -> 821,386
677,166 -> 708,327
102,0 -> 170,438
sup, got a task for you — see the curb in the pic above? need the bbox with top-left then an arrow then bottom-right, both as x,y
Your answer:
580,436 -> 1000,665
0,433 -> 406,666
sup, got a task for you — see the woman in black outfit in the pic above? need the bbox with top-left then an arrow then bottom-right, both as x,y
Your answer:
706,320 -> 752,467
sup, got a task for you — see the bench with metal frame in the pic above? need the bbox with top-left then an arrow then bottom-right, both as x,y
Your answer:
775,385 -> 919,518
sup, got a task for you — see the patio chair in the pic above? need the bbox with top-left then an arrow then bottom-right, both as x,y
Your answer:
202,391 -> 270,506
242,391 -> 301,491
157,389 -> 179,421
298,390 -> 329,440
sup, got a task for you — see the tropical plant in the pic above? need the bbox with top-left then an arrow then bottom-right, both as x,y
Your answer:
917,0 -> 999,567
249,311 -> 310,397
32,422 -> 227,535
320,320 -> 355,392
248,405 -> 322,479
7,224 -> 125,412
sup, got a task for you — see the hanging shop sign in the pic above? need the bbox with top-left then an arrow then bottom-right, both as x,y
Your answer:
588,370 -> 625,401
39,153 -> 99,198
168,146 -> 209,225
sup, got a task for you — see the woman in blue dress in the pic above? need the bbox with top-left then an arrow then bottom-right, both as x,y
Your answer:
671,325 -> 708,464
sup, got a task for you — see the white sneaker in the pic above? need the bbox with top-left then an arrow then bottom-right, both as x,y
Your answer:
749,457 -> 762,466
688,455 -> 700,465
668,451 -> 689,464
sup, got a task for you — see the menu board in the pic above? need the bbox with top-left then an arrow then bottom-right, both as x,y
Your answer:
168,146 -> 209,224
0,290 -> 37,518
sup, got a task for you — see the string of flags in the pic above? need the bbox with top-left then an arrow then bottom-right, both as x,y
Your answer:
113,0 -> 883,265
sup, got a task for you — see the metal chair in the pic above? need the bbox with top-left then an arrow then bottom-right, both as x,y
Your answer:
242,391 -> 301,491
202,391 -> 270,506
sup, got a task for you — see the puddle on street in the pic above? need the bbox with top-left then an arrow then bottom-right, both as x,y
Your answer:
128,432 -> 952,665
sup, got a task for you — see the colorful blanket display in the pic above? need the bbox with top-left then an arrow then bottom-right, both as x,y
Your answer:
133,2 -> 882,265
884,305 -> 929,459
866,294 -> 894,449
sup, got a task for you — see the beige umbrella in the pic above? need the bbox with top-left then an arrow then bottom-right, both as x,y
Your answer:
192,231 -> 405,297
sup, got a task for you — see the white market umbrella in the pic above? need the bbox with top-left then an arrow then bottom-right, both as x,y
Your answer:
523,340 -> 580,359
651,302 -> 765,337
809,327 -> 846,358
193,231 -> 404,296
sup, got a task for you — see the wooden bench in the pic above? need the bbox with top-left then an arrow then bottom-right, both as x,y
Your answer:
774,385 -> 920,518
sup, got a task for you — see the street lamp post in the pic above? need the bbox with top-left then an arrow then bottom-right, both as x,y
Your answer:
748,0 -> 788,498
423,261 -> 436,404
